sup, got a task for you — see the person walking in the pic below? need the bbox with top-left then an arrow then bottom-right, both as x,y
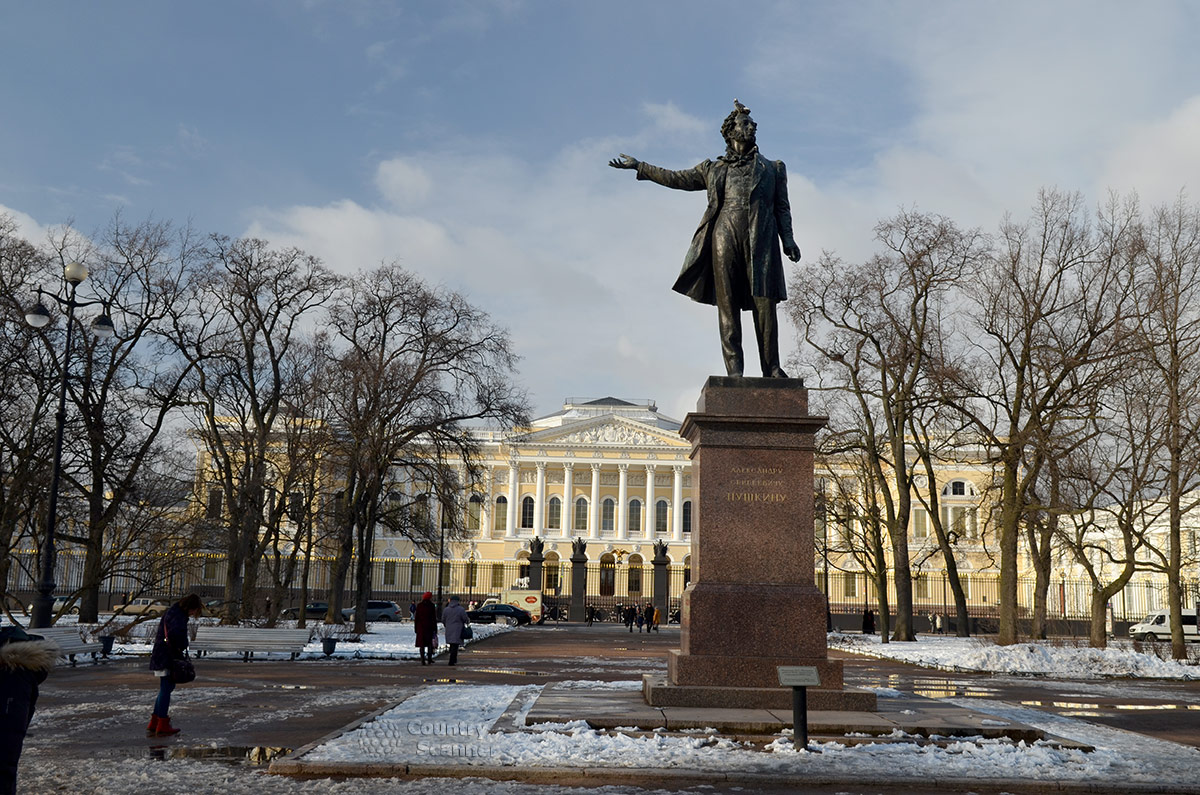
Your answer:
862,608 -> 876,635
441,595 -> 470,666
585,604 -> 595,626
148,593 -> 203,737
651,605 -> 662,633
0,626 -> 56,795
623,604 -> 636,632
643,603 -> 655,634
414,592 -> 437,665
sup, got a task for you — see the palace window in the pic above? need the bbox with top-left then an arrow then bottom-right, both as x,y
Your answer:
574,497 -> 588,531
628,498 -> 642,536
383,560 -> 398,586
628,556 -> 643,594
942,480 -> 976,497
467,494 -> 483,531
520,496 -> 535,528
601,498 -> 615,534
410,561 -> 424,589
288,491 -> 304,521
941,506 -> 978,539
599,555 -> 616,596
843,572 -> 859,598
655,500 -> 669,535
491,563 -> 505,589
206,488 -> 223,519
494,496 -> 507,531
682,500 -> 692,534
912,508 -> 928,539
547,496 -> 562,530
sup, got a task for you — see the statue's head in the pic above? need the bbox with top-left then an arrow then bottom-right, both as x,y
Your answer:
721,99 -> 757,149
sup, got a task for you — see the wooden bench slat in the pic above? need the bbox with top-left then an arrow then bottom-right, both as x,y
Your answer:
31,626 -> 104,666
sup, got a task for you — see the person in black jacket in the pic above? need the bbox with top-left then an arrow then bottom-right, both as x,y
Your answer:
147,593 -> 202,737
0,626 -> 57,795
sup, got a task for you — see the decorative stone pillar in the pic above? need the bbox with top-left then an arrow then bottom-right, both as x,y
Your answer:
589,464 -> 601,539
534,461 -> 546,536
644,464 -> 656,539
505,462 -> 518,539
672,465 -> 684,541
652,539 -> 670,617
616,464 -> 629,540
562,464 -> 574,536
569,537 -> 588,622
528,536 -> 545,592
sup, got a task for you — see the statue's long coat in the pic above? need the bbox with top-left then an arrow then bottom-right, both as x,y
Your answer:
636,154 -> 795,308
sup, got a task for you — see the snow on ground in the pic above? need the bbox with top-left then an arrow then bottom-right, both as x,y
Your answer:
829,632 -> 1200,680
298,683 -> 1200,787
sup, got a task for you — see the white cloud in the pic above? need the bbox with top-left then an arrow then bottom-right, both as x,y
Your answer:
0,203 -> 53,245
374,158 -> 433,208
1100,94 -> 1200,206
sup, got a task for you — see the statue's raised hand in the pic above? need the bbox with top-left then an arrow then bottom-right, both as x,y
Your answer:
608,154 -> 639,170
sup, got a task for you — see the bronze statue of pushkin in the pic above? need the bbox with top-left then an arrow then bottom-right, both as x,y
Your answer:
610,100 -> 801,378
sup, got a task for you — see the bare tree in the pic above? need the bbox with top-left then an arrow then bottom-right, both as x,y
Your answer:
789,209 -> 987,641
1130,195 -> 1200,659
938,190 -> 1139,644
323,264 -> 529,633
170,237 -> 336,623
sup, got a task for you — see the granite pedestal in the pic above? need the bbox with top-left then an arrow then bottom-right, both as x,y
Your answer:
645,377 -> 875,711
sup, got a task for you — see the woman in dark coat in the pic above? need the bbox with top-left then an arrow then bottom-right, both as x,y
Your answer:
148,593 -> 202,737
0,626 -> 57,795
413,591 -> 437,665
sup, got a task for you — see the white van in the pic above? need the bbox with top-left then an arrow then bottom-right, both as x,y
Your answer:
1127,609 -> 1199,642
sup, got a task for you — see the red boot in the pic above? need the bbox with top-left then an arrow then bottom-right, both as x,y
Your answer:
157,716 -> 181,736
146,715 -> 161,736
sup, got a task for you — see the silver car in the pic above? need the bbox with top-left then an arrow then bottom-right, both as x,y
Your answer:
342,600 -> 403,622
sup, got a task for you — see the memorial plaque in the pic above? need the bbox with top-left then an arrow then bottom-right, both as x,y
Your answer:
777,666 -> 821,688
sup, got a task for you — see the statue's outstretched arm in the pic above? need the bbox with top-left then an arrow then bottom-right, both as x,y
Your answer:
608,154 -> 640,170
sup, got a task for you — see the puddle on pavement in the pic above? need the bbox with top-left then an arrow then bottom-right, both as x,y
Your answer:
1021,699 -> 1200,712
149,745 -> 291,764
471,667 -> 552,677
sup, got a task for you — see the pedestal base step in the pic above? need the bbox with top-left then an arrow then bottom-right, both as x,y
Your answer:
643,674 -> 877,711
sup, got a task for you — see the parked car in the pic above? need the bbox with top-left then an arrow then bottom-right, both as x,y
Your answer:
282,601 -> 331,620
113,597 -> 170,617
26,595 -> 79,616
342,600 -> 403,622
467,603 -> 532,626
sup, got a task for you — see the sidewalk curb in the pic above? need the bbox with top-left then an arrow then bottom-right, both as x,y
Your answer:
267,759 -> 1200,794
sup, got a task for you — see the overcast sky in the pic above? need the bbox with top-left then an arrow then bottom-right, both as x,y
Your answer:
3,1 -> 1199,421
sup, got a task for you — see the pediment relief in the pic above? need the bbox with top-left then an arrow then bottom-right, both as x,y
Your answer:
519,418 -> 687,449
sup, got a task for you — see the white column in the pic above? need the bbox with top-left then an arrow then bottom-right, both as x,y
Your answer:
505,462 -> 518,539
644,465 -> 656,539
562,465 -> 574,536
533,461 -> 546,536
483,469 -> 495,539
589,463 -> 600,539
672,465 -> 684,541
617,464 -> 629,540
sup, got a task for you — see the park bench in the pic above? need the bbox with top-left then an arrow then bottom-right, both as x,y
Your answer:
191,625 -> 313,661
33,625 -> 105,666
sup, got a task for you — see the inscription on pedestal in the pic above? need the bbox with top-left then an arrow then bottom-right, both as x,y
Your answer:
726,466 -> 788,503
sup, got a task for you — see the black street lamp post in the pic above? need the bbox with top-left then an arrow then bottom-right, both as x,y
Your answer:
25,261 -> 114,629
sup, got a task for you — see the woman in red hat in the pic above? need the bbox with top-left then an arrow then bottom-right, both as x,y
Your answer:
413,591 -> 437,664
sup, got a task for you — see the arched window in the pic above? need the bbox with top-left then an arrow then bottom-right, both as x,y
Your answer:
467,494 -> 483,531
545,552 -> 561,593
574,497 -> 588,531
682,500 -> 692,534
520,495 -> 535,528
494,496 -> 507,531
599,553 -> 616,596
941,479 -> 977,497
628,498 -> 642,536
682,554 -> 692,587
627,553 -> 643,594
655,500 -> 669,535
601,498 -> 615,535
547,496 -> 561,530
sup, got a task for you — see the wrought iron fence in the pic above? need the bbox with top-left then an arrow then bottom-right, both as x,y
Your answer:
5,547 -> 1196,624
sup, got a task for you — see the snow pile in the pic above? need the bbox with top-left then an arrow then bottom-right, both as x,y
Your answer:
828,633 -> 1200,679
